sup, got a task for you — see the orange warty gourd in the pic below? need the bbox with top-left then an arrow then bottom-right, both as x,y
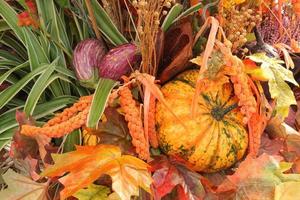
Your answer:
156,70 -> 248,172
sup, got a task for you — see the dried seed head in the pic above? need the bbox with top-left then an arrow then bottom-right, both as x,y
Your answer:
132,0 -> 138,6
139,0 -> 146,7
154,11 -> 159,18
165,2 -> 171,8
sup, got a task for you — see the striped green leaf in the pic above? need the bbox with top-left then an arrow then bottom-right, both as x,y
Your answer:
0,61 -> 29,86
87,78 -> 117,129
91,0 -> 128,46
0,34 -> 28,60
0,19 -> 10,32
0,139 -> 10,150
0,50 -> 22,63
0,0 -> 25,43
0,65 -> 48,110
162,4 -> 183,32
55,66 -> 77,79
24,29 -> 49,70
0,60 -> 21,66
0,96 -> 78,139
174,2 -> 202,22
36,0 -> 72,55
24,64 -> 56,116
63,129 -> 81,152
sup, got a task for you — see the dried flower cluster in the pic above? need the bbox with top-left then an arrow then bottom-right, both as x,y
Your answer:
132,0 -> 176,75
102,0 -> 123,33
222,6 -> 262,50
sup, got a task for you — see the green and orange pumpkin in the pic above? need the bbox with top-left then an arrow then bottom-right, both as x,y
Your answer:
156,70 -> 248,172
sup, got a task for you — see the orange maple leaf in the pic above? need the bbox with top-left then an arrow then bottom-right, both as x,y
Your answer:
41,145 -> 152,200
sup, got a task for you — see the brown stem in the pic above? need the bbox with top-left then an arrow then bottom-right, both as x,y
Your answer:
85,0 -> 101,39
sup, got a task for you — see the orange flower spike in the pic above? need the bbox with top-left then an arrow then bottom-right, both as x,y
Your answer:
248,112 -> 267,157
119,86 -> 150,160
17,11 -> 30,27
21,106 -> 90,138
44,95 -> 92,127
148,95 -> 158,148
26,0 -> 37,13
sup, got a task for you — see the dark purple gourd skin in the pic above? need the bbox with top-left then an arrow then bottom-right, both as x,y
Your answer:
98,43 -> 138,81
73,39 -> 106,88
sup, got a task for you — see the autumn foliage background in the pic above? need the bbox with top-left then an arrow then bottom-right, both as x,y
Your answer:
1,0 -> 300,200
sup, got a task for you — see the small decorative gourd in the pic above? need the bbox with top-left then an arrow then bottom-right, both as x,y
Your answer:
156,70 -> 248,172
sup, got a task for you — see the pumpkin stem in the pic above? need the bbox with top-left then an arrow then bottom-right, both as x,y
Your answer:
211,103 -> 238,121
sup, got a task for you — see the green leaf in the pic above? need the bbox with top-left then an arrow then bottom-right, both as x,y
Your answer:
0,139 -> 9,150
0,96 -> 77,142
161,4 -> 183,32
248,53 -> 298,118
90,0 -> 128,46
24,64 -> 56,116
24,26 -> 65,97
63,129 -> 81,152
0,116 -> 19,137
35,0 -> 72,95
36,0 -> 72,54
0,61 -> 29,86
87,78 -> 117,129
55,0 -> 71,8
174,2 -> 202,23
74,184 -> 110,200
1,34 -> 28,60
0,19 -> 10,32
0,65 -> 48,111
0,60 -> 20,66
0,128 -> 16,141
0,49 -> 22,63
0,1 -> 25,43
55,66 -> 77,79
24,29 -> 49,70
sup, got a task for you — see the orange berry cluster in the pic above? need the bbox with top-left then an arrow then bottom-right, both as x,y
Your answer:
17,0 -> 39,28
119,86 -> 150,160
20,96 -> 92,138
148,95 -> 158,148
230,59 -> 257,124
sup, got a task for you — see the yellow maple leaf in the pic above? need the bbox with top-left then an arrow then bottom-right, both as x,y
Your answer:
41,145 -> 152,200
